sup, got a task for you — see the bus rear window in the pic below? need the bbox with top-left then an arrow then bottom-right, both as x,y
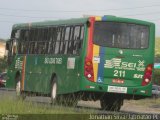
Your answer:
93,22 -> 149,49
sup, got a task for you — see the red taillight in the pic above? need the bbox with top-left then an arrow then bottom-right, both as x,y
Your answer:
142,64 -> 153,86
84,57 -> 94,81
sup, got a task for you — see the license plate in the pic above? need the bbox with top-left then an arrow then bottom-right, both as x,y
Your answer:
108,86 -> 127,93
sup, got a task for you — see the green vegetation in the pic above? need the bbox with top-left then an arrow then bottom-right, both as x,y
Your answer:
0,95 -> 97,114
0,39 -> 6,43
153,69 -> 160,85
154,37 -> 160,85
155,37 -> 160,56
155,37 -> 160,63
0,95 -> 95,120
0,96 -> 76,114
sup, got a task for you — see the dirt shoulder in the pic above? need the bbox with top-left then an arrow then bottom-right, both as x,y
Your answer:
121,98 -> 160,114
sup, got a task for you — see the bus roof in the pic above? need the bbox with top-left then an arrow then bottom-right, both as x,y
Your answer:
12,16 -> 154,29
12,17 -> 89,29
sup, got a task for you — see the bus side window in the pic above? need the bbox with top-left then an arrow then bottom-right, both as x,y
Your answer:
59,27 -> 65,54
77,26 -> 84,52
50,27 -> 57,54
10,30 -> 20,55
37,28 -> 41,54
18,29 -> 24,54
73,26 -> 81,54
64,27 -> 70,54
42,28 -> 48,54
68,26 -> 74,54
29,29 -> 35,54
47,28 -> 52,54
55,27 -> 61,54
37,42 -> 45,54
17,30 -> 21,54
43,28 -> 49,54
36,28 -> 45,54
21,30 -> 29,54
44,27 -> 50,54
33,29 -> 38,54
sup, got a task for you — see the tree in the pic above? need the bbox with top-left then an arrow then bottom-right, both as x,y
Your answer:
153,69 -> 160,85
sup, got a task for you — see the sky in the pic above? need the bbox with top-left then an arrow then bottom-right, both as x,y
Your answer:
0,0 -> 160,39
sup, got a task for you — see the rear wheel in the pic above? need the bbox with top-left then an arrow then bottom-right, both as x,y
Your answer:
0,83 -> 5,88
15,79 -> 26,100
16,81 -> 21,96
51,79 -> 58,105
100,94 -> 123,111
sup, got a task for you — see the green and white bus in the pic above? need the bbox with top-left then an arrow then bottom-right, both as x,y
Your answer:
6,15 -> 155,111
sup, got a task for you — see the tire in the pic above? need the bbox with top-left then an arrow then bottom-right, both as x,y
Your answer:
51,80 -> 58,105
16,80 -> 21,96
100,95 -> 123,111
15,76 -> 26,100
50,78 -> 78,106
0,84 -> 5,88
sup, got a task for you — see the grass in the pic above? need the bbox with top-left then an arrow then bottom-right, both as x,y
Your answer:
1,95 -> 160,114
0,96 -> 74,114
0,96 -> 160,120
0,95 -> 93,114
0,95 -> 96,120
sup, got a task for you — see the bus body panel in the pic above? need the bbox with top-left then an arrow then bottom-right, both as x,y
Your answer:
80,76 -> 152,96
21,55 -> 81,94
92,48 -> 152,86
7,54 -> 82,94
6,18 -> 89,94
6,16 -> 155,99
81,16 -> 155,97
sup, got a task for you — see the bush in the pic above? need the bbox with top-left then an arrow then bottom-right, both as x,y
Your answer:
155,55 -> 160,63
153,69 -> 160,85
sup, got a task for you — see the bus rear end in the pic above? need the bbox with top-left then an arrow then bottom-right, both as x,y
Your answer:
81,16 -> 155,111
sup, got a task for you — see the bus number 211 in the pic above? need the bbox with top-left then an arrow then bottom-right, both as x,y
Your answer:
114,70 -> 126,77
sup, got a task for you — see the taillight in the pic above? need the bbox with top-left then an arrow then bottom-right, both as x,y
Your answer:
142,64 -> 153,86
84,57 -> 94,81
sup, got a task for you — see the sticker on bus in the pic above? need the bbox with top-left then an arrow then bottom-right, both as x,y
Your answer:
108,86 -> 127,93
104,58 -> 145,71
44,57 -> 62,64
67,58 -> 75,69
15,57 -> 23,69
93,56 -> 100,63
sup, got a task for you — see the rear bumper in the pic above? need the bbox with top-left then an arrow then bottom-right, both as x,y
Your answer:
80,77 -> 152,97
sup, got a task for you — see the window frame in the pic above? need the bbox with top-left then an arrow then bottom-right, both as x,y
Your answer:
15,23 -> 85,55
